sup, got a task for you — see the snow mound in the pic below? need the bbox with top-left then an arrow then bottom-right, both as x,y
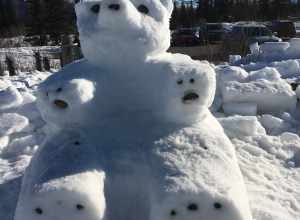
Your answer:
248,67 -> 281,81
218,116 -> 266,138
260,42 -> 290,62
0,113 -> 29,136
235,133 -> 300,220
216,66 -> 249,83
0,86 -> 23,110
258,114 -> 291,136
270,60 -> 300,77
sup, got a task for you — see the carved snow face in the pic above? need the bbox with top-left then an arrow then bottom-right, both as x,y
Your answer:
163,62 -> 216,124
37,78 -> 96,128
74,0 -> 173,65
153,192 -> 246,220
176,76 -> 201,105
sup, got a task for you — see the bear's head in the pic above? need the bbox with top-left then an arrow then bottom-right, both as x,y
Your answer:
162,58 -> 216,124
74,0 -> 173,66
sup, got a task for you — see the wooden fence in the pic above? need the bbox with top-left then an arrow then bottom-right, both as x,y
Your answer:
0,35 -> 83,76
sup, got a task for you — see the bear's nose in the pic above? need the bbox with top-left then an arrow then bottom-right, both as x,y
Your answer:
108,4 -> 120,11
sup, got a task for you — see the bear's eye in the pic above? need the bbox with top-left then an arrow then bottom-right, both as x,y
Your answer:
177,79 -> 183,85
190,78 -> 195,84
137,5 -> 149,14
213,202 -> 222,210
90,4 -> 100,14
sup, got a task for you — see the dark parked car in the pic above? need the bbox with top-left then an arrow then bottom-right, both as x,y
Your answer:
223,24 -> 281,55
205,23 -> 231,43
171,28 -> 206,47
268,20 -> 296,40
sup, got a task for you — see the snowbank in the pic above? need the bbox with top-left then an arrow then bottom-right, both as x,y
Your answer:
222,80 -> 297,114
218,116 -> 266,138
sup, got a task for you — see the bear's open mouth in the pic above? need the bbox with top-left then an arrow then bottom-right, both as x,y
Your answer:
182,91 -> 199,104
53,100 -> 68,109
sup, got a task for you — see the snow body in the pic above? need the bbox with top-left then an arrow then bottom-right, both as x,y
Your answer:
14,130 -> 106,220
149,110 -> 253,220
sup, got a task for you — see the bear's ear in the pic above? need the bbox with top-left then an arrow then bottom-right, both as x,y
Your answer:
161,0 -> 173,15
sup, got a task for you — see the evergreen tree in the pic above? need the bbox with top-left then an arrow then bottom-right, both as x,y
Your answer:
187,1 -> 195,27
272,0 -> 289,19
258,0 -> 268,20
179,1 -> 188,27
43,0 -> 76,42
170,1 -> 179,30
26,0 -> 45,36
5,0 -> 17,26
0,0 -> 19,37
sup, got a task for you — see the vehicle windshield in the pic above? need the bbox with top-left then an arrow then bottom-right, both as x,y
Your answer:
176,29 -> 196,35
232,26 -> 271,37
207,24 -> 222,31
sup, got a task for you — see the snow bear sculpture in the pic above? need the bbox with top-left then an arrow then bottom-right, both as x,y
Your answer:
15,0 -> 253,220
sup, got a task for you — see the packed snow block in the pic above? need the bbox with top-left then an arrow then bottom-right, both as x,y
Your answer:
0,86 -> 23,110
216,66 -> 249,84
218,115 -> 266,138
36,64 -> 97,129
260,42 -> 290,62
248,67 -> 281,81
270,60 -> 300,77
212,66 -> 248,112
149,112 -> 252,220
75,0 -> 173,66
14,130 -> 106,220
286,38 -> 300,58
223,102 -> 257,116
0,113 -> 29,136
222,80 -> 297,114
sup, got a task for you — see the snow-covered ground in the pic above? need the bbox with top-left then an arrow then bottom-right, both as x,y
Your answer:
2,33 -> 300,220
0,70 -> 51,220
0,56 -> 299,219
